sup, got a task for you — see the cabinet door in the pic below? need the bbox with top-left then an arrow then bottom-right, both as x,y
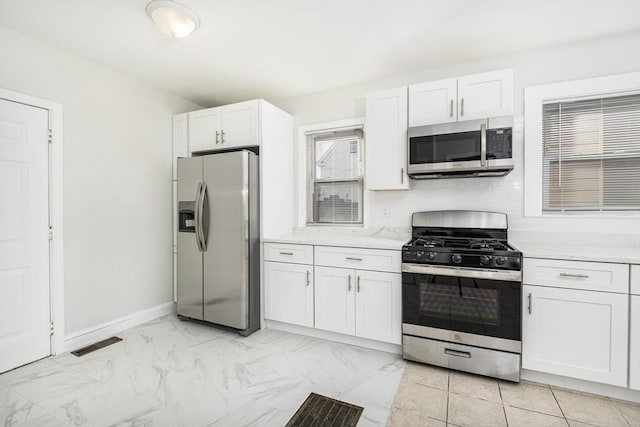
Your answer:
355,271 -> 401,344
522,285 -> 628,387
264,261 -> 314,327
220,100 -> 259,149
365,87 -> 409,190
457,69 -> 513,121
172,113 -> 189,180
315,266 -> 356,336
631,295 -> 640,391
188,108 -> 221,153
408,78 -> 457,127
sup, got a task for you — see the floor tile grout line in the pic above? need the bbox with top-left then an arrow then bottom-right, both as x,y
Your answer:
445,372 -> 450,424
498,380 -> 510,427
607,396 -> 634,427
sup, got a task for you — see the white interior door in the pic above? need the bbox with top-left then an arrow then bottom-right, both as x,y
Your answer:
0,98 -> 50,373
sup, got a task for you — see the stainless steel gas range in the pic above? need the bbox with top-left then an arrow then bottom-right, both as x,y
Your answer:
401,210 -> 523,382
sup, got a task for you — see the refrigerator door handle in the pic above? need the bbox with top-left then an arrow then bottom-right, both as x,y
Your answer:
194,182 -> 203,252
200,182 -> 209,251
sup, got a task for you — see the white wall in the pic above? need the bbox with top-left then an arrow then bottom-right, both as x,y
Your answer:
0,26 -> 201,335
276,30 -> 640,234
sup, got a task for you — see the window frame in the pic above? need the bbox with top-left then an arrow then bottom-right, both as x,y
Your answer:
297,118 -> 367,228
523,72 -> 640,217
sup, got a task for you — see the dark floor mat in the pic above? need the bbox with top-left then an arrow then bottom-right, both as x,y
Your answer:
70,336 -> 122,357
285,392 -> 364,427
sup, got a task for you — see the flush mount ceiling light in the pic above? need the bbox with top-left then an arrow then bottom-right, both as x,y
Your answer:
146,0 -> 200,38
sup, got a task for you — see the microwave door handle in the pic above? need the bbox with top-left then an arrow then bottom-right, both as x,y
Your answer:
480,123 -> 487,167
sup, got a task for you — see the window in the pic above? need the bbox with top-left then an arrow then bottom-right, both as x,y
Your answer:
306,127 -> 364,224
542,94 -> 640,212
523,72 -> 640,216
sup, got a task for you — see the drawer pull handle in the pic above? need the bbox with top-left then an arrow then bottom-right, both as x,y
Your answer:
444,348 -> 471,358
559,273 -> 590,279
345,257 -> 363,261
279,252 -> 294,256
528,293 -> 532,314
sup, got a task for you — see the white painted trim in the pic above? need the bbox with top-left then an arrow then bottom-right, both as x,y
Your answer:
523,72 -> 640,217
0,87 -> 65,357
296,117 -> 369,228
522,369 -> 640,403
265,319 -> 401,354
63,302 -> 175,353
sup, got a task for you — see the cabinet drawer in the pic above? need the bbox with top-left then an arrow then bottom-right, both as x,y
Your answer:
632,265 -> 640,296
523,258 -> 628,293
264,243 -> 313,264
314,246 -> 401,273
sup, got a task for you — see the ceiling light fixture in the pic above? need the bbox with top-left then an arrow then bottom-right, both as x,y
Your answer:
146,0 -> 200,38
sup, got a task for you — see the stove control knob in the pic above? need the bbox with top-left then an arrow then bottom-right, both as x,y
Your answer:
480,255 -> 492,266
495,256 -> 506,266
427,252 -> 437,261
416,251 -> 424,260
451,253 -> 462,264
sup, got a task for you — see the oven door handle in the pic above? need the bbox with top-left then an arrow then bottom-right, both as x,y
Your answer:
401,263 -> 522,282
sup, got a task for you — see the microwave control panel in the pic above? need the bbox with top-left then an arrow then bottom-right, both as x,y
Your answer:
487,128 -> 512,159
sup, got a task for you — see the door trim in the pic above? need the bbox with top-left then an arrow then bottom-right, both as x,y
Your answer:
0,87 -> 64,356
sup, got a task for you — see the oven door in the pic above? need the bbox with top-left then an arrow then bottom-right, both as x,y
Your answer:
402,264 -> 521,347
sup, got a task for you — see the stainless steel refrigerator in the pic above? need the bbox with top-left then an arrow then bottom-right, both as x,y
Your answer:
176,150 -> 260,336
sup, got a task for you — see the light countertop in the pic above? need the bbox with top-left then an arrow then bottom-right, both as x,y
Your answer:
264,228 -> 640,264
263,227 -> 410,251
509,231 -> 640,264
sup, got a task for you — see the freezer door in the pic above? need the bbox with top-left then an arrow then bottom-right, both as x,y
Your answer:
202,151 -> 252,329
176,156 -> 204,320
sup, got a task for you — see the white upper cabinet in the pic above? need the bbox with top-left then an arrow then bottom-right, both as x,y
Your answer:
457,69 -> 514,121
365,86 -> 409,190
408,78 -> 457,127
408,69 -> 513,127
187,100 -> 259,153
220,100 -> 259,149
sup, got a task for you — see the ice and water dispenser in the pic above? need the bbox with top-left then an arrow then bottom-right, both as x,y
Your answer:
178,201 -> 196,233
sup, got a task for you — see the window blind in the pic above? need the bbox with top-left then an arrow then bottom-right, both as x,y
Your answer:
307,129 -> 363,224
542,93 -> 640,212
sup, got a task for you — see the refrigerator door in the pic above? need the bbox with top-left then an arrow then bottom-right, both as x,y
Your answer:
202,151 -> 252,329
177,156 -> 204,320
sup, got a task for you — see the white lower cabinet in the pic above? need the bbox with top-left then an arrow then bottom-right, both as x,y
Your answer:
631,295 -> 640,391
315,267 -> 356,336
522,284 -> 629,387
354,270 -> 402,344
264,261 -> 314,328
315,266 -> 401,344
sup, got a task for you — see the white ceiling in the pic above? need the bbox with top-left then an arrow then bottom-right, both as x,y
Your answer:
1,0 -> 640,107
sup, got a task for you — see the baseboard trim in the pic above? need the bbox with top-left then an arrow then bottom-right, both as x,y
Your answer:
522,369 -> 640,403
265,320 -> 401,355
62,302 -> 176,354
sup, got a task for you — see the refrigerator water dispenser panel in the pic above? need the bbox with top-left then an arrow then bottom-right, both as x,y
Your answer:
178,201 -> 196,232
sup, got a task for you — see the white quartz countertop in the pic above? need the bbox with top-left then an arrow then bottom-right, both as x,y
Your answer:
509,231 -> 640,264
263,227 -> 410,251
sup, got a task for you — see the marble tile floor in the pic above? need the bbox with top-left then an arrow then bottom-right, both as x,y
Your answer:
388,361 -> 640,427
0,315 -> 405,427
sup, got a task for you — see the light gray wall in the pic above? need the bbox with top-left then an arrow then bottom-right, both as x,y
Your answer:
0,26 -> 201,335
275,30 -> 640,233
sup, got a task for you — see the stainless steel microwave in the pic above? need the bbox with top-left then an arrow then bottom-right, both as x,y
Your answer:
407,117 -> 514,179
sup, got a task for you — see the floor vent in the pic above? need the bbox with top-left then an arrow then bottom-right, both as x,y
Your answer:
285,392 -> 364,427
71,336 -> 122,357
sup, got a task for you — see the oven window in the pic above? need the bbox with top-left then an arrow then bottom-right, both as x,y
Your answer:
410,131 -> 481,164
402,273 -> 521,341
421,283 -> 499,325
